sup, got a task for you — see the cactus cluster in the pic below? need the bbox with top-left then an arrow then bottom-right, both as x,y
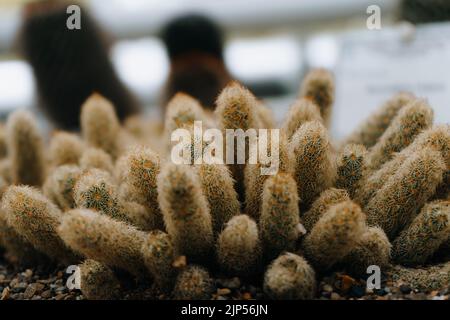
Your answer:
0,70 -> 448,300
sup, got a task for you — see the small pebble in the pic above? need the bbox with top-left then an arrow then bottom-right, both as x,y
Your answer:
331,292 -> 340,300
399,285 -> 412,294
323,284 -> 333,293
24,284 -> 37,299
41,290 -> 52,299
217,288 -> 231,295
1,287 -> 10,300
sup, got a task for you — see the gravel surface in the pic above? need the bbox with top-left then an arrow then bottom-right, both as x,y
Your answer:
1,254 -> 448,300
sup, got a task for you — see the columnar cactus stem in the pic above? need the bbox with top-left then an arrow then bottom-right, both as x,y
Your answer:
215,82 -> 261,198
256,103 -> 275,129
217,215 -> 261,276
260,173 -> 300,259
341,92 -> 414,148
290,121 -> 335,208
392,200 -> 450,266
49,132 -> 84,167
164,93 -> 209,139
263,253 -> 316,300
335,144 -> 368,198
80,148 -> 114,173
58,209 -> 147,276
355,125 -> 450,206
6,110 -> 46,186
141,230 -> 177,292
173,265 -> 214,300
365,148 -> 445,239
157,164 -> 213,261
302,188 -> 350,231
124,146 -> 163,228
74,169 -> 128,223
43,165 -> 82,210
281,98 -> 322,140
245,133 -> 293,220
366,99 -> 433,171
299,69 -> 334,128
342,227 -> 391,277
391,262 -> 450,291
302,200 -> 366,270
81,93 -> 120,158
196,164 -> 240,235
1,186 -> 77,263
79,259 -> 121,300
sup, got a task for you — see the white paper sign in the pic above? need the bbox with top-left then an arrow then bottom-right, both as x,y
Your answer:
333,22 -> 450,140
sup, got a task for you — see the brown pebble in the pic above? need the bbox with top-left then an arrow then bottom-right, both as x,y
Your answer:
24,269 -> 33,278
323,284 -> 333,292
331,292 -> 340,300
23,284 -> 37,299
57,271 -> 64,279
242,292 -> 252,300
172,255 -> 187,268
340,275 -> 356,293
41,290 -> 52,299
55,294 -> 67,300
217,288 -> 231,295
1,287 -> 10,300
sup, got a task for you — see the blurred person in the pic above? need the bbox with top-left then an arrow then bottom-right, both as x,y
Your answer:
161,14 -> 232,111
19,0 -> 140,130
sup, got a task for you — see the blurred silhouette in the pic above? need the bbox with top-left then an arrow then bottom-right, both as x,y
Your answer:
161,14 -> 232,110
20,0 -> 139,130
401,0 -> 450,24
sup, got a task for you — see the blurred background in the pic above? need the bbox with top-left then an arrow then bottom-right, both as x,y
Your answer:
0,0 -> 449,139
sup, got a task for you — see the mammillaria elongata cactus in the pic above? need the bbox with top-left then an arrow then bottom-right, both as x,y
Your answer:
0,67 -> 448,300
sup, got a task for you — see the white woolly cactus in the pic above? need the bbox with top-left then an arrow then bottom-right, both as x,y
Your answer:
260,173 -> 301,259
80,93 -> 121,158
217,214 -> 261,276
49,132 -> 84,167
1,185 -> 77,263
6,110 -> 46,186
392,200 -> 450,266
302,200 -> 366,271
157,163 -> 213,262
263,253 -> 316,300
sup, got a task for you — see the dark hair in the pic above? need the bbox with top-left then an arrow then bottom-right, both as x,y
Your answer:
20,3 -> 139,130
161,14 -> 224,60
401,0 -> 450,24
